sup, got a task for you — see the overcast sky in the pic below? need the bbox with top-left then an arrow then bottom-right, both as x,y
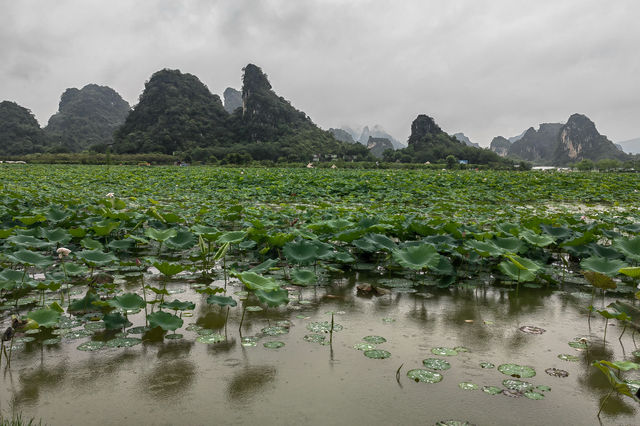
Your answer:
1,0 -> 639,146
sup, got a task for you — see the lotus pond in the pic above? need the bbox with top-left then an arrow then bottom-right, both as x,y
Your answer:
1,165 -> 640,425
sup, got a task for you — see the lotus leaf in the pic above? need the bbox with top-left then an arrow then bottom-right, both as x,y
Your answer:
68,291 -> 101,313
161,299 -> 196,311
217,231 -> 247,244
613,237 -> 640,261
165,230 -> 196,250
581,256 -> 626,276
407,369 -> 443,383
233,271 -> 280,291
498,363 -> 536,378
364,349 -> 391,359
290,269 -> 317,286
103,312 -> 133,330
148,311 -> 183,331
422,358 -> 451,370
108,293 -> 146,311
76,249 -> 118,266
283,239 -> 319,264
27,308 -> 61,328
145,227 -> 178,242
8,249 -> 54,267
393,244 -> 440,271
583,271 -> 617,289
152,261 -> 186,277
255,288 -> 289,307
206,295 -> 237,307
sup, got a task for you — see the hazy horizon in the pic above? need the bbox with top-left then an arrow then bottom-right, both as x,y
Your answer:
2,0 -> 639,147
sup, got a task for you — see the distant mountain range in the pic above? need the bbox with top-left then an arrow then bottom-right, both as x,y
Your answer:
616,137 -> 640,154
489,114 -> 629,165
453,133 -> 480,148
337,125 -> 405,149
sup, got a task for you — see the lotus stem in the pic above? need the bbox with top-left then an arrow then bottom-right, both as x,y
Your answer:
619,323 -> 627,342
597,388 -> 614,418
7,334 -> 14,368
239,303 -> 247,332
141,276 -> 148,326
396,363 -> 404,385
603,318 -> 608,344
329,313 -> 334,345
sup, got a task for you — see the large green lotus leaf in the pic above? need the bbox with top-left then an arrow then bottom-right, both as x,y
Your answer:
27,308 -> 61,328
267,232 -> 296,248
619,267 -> 640,279
334,228 -> 367,243
589,244 -> 624,259
393,244 -> 440,271
103,312 -> 132,330
290,269 -> 317,286
540,224 -> 572,240
14,214 -> 46,226
605,360 -> 640,371
148,311 -> 183,332
76,250 -> 119,266
7,235 -> 52,249
80,237 -> 103,250
592,360 -> 636,399
165,230 -> 196,250
152,261 -> 185,277
8,249 -> 54,267
613,237 -> 640,261
46,207 -> 72,223
160,299 -> 195,311
206,295 -> 237,307
217,231 -> 247,244
68,291 -> 101,313
520,230 -> 555,248
608,301 -> 640,328
108,293 -> 146,311
248,258 -> 279,274
40,228 -> 72,244
63,263 -> 89,276
313,241 -> 334,260
283,240 -> 319,265
0,269 -> 24,282
308,219 -> 354,234
465,240 -> 502,257
493,237 -> 525,254
333,251 -> 356,263
430,256 -> 455,276
144,227 -> 177,242
583,271 -> 617,290
498,261 -> 536,282
92,220 -> 120,237
233,271 -> 281,291
505,255 -> 543,273
255,288 -> 289,307
108,238 -> 135,251
191,224 -> 221,241
581,256 -> 626,276
561,231 -> 596,247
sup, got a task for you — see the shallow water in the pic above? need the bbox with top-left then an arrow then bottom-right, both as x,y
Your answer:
1,275 -> 639,426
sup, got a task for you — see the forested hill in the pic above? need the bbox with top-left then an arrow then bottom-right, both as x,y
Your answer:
0,101 -> 49,155
113,69 -> 229,155
45,84 -> 130,152
384,115 -> 511,165
114,64 -> 369,162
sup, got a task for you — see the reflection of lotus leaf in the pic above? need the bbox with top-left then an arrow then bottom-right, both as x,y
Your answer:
422,358 -> 451,370
197,334 -> 225,344
263,341 -> 285,349
364,349 -> 391,359
407,369 -> 443,383
362,335 -> 386,344
431,347 -> 457,356
498,364 -> 536,378
435,420 -> 474,426
206,295 -> 237,307
241,337 -> 259,347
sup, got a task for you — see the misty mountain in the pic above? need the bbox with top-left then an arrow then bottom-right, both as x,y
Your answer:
453,132 -> 480,148
223,88 -> 242,113
45,84 -> 130,152
0,101 -> 49,155
489,114 -> 629,165
367,136 -> 394,158
508,130 -> 527,143
616,137 -> 640,154
329,128 -> 356,144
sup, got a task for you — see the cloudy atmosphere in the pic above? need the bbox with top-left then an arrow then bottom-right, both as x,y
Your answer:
1,0 -> 638,146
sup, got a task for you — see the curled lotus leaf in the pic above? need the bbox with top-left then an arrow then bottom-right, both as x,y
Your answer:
232,271 -> 280,292
290,269 -> 317,286
8,249 -> 54,267
407,369 -> 443,383
255,288 -> 289,307
581,257 -> 626,277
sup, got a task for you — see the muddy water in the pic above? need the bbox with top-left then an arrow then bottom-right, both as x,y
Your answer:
1,276 -> 639,425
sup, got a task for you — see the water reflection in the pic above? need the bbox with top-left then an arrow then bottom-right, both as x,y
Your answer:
139,358 -> 196,400
227,365 -> 276,403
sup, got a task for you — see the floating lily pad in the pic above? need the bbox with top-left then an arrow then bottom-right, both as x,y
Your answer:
536,385 -> 552,392
261,326 -> 289,336
275,320 -> 292,327
84,321 -> 106,331
480,362 -> 495,369
241,336 -> 259,347
197,328 -> 215,336
304,334 -> 326,344
545,368 -> 569,378
519,325 -> 546,335
197,333 -> 225,344
407,369 -> 443,383
482,386 -> 503,395
362,335 -> 386,344
435,421 -> 474,426
459,382 -> 478,390
296,315 -> 310,319
185,324 -> 204,332
364,349 -> 391,359
568,338 -> 589,349
77,341 -> 105,351
502,379 -> 534,392
306,322 -> 343,333
57,329 -> 93,339
13,336 -> 36,344
382,317 -> 396,323
298,300 -> 312,305
558,354 -> 579,362
264,341 -> 285,349
453,346 -> 470,353
353,342 -> 376,351
633,350 -> 640,358
422,358 -> 451,371
42,337 -> 61,345
498,364 -> 536,378
431,347 -> 457,356
524,391 -> 545,400
164,333 -> 183,340
246,306 -> 264,312
105,337 -> 142,348
502,389 -> 523,398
